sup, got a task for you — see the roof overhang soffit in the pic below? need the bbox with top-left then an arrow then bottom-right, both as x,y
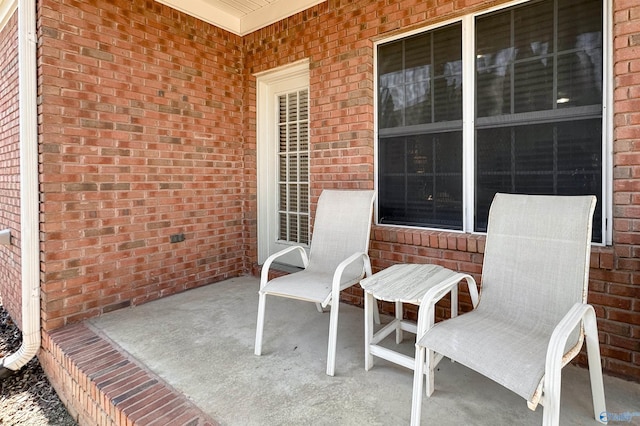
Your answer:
154,0 -> 326,36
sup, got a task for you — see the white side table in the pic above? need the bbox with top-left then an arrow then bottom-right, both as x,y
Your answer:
360,264 -> 476,371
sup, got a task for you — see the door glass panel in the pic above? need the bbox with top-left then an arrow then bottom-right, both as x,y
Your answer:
278,89 -> 310,245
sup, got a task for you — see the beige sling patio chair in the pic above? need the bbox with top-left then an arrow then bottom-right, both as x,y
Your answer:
411,193 -> 607,426
254,189 -> 376,376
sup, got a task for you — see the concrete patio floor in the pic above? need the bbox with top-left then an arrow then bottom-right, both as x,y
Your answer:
84,276 -> 640,425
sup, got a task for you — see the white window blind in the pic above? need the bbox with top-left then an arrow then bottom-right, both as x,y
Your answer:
278,89 -> 310,244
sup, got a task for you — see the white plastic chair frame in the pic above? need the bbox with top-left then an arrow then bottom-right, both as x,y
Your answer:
410,285 -> 606,425
410,194 -> 607,426
254,190 -> 376,376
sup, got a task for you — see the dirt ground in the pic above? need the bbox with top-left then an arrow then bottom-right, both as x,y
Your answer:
0,302 -> 77,425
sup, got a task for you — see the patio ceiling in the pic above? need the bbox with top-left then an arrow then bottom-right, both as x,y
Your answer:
154,0 -> 326,36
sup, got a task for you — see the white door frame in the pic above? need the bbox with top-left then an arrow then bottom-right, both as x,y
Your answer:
256,59 -> 310,264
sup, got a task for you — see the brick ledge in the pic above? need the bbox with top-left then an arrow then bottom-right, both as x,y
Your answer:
39,323 -> 218,426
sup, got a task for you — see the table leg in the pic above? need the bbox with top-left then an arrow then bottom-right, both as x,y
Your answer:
364,292 -> 375,370
395,300 -> 403,344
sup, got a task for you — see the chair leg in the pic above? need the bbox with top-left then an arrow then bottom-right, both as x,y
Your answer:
584,311 -> 607,424
326,300 -> 340,376
254,292 -> 267,356
315,302 -> 324,313
411,345 -> 426,426
542,357 -> 562,426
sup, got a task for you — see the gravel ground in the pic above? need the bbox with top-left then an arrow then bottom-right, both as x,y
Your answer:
0,302 -> 77,425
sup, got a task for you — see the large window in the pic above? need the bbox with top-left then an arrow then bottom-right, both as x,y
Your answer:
376,0 -> 607,243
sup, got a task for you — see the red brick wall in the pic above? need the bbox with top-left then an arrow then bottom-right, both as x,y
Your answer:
244,0 -> 640,382
0,12 -> 22,328
38,0 -> 247,330
609,0 -> 640,381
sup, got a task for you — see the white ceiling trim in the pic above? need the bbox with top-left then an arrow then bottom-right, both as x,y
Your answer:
155,0 -> 240,34
0,0 -> 17,32
240,0 -> 324,35
155,0 -> 325,36
1,0 -> 324,36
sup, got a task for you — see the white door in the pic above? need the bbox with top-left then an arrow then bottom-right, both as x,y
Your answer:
257,61 -> 310,267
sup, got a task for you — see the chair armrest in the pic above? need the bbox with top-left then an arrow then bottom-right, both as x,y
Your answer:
415,273 -> 478,339
534,302 -> 598,414
323,252 -> 372,308
546,303 -> 593,370
544,303 -> 592,380
259,246 -> 309,290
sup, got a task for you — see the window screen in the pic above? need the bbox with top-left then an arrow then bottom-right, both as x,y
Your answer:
377,23 -> 463,229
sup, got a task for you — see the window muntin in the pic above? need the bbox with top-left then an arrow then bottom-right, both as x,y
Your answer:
376,0 -> 606,243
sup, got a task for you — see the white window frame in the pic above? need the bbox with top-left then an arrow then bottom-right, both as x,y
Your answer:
373,0 -> 613,245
